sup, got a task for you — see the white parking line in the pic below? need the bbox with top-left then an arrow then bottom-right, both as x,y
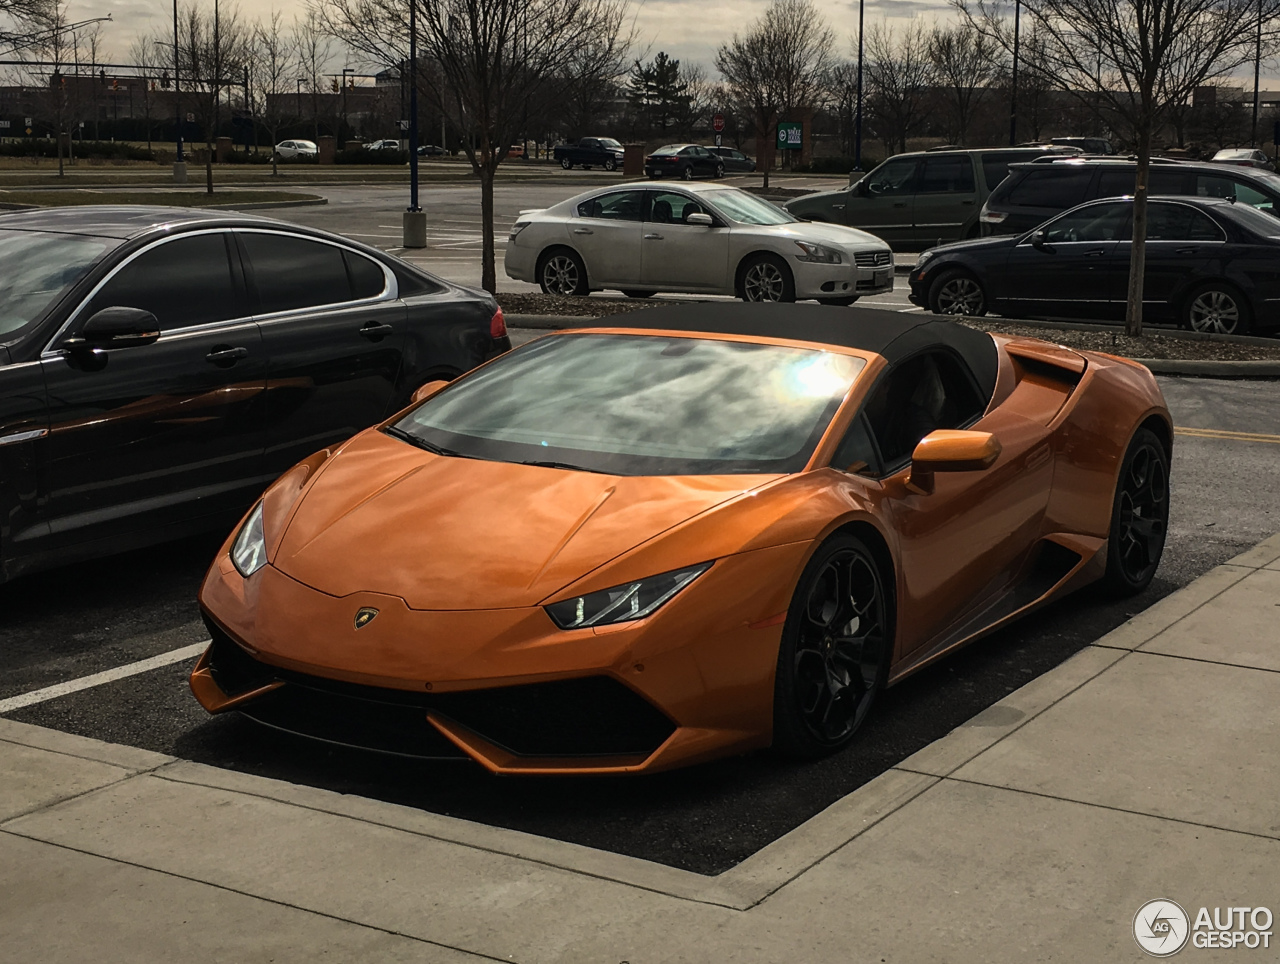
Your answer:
0,642 -> 209,714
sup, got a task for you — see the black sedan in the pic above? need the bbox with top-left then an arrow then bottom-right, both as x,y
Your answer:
644,144 -> 724,180
708,146 -> 755,173
0,206 -> 509,583
909,195 -> 1280,334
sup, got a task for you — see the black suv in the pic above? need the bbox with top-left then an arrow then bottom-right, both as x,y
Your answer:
981,157 -> 1280,236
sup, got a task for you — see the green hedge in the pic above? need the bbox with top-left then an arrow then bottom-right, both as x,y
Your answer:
0,139 -> 156,160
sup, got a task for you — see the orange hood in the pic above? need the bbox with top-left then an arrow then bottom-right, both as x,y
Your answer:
271,429 -> 777,609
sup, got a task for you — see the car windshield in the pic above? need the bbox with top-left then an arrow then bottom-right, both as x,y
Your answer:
599,138 -> 622,150
703,189 -> 797,225
0,229 -> 120,337
389,333 -> 865,475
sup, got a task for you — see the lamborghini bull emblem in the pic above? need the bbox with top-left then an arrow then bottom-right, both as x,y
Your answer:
354,607 -> 379,629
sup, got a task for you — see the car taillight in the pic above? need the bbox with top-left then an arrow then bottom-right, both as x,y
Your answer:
490,307 -> 506,339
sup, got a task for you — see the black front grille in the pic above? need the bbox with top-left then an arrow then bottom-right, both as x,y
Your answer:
854,251 -> 893,268
201,620 -> 675,760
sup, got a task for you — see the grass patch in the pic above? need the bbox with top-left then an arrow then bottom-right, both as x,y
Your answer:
0,189 -> 323,208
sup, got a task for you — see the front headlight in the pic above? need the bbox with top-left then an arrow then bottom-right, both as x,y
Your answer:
793,240 -> 842,264
914,249 -> 935,270
545,562 -> 712,629
231,502 -> 267,577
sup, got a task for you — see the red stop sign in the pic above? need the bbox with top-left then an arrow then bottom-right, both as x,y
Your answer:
713,113 -> 725,133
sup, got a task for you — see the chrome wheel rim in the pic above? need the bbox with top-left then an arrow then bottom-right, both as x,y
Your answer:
1188,290 -> 1240,333
682,166 -> 694,180
1116,441 -> 1168,584
936,277 -> 983,315
793,549 -> 887,745
743,261 -> 785,301
542,255 -> 580,295
604,158 -> 616,171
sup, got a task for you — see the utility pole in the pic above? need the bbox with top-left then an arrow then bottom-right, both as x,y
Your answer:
173,0 -> 185,182
404,0 -> 426,247
1252,0 -> 1262,146
853,0 -> 864,173
1009,0 -> 1021,147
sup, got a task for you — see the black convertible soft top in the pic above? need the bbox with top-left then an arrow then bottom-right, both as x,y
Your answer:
575,303 -> 999,404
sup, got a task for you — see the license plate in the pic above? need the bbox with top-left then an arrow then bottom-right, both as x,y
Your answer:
874,269 -> 891,287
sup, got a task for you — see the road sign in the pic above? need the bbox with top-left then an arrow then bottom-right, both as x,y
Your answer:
186,112 -> 195,123
715,133 -> 722,148
24,117 -> 32,126
25,128 -> 32,135
776,121 -> 802,150
398,119 -> 410,131
713,112 -> 725,133
0,120 -> 9,129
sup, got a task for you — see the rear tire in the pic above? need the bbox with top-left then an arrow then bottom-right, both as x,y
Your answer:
604,158 -> 617,172
681,165 -> 695,181
928,268 -> 987,316
715,163 -> 725,179
772,534 -> 893,759
560,157 -> 572,170
537,249 -> 590,297
1182,281 -> 1251,334
739,253 -> 796,303
1100,427 -> 1170,596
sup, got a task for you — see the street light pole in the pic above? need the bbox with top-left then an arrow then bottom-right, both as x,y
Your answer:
853,0 -> 864,173
1252,0 -> 1262,147
1009,0 -> 1020,147
403,0 -> 426,247
173,0 -> 185,182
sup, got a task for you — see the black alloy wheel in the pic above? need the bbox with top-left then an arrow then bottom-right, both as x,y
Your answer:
1101,427 -> 1170,595
681,165 -> 695,181
773,535 -> 892,757
560,157 -> 573,170
928,268 -> 987,316
537,249 -> 590,296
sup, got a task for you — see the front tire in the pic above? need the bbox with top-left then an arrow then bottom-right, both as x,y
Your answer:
928,268 -> 987,316
1100,427 -> 1170,596
773,534 -> 893,758
739,253 -> 796,303
604,158 -> 617,172
560,157 -> 573,170
537,249 -> 589,297
715,163 -> 725,179
1182,282 -> 1251,334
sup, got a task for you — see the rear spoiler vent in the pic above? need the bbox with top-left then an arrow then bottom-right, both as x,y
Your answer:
1005,341 -> 1086,386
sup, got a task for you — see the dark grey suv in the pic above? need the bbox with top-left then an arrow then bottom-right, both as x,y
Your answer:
980,157 -> 1280,236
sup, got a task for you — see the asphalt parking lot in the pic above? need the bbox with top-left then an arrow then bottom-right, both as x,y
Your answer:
1,369 -> 1276,875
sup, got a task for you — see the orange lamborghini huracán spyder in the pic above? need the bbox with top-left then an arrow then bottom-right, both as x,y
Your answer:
191,304 -> 1171,774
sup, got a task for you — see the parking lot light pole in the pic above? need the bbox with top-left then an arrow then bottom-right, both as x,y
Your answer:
1009,0 -> 1020,147
1251,0 -> 1262,147
403,0 -> 427,248
853,0 -> 864,174
173,0 -> 186,183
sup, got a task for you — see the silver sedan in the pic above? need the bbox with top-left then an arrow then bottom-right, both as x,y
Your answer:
504,182 -> 894,304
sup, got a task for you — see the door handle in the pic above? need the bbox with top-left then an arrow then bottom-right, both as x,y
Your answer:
831,204 -> 845,210
359,321 -> 395,340
1175,246 -> 1198,255
205,345 -> 248,366
644,233 -> 664,240
961,200 -> 974,205
893,202 -> 907,208
1083,248 -> 1107,257
572,227 -> 593,235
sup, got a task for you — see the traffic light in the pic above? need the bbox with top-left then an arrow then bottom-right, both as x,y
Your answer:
330,78 -> 339,92
51,70 -> 62,86
150,79 -> 157,92
111,79 -> 119,90
99,69 -> 106,84
347,77 -> 355,89
160,72 -> 170,89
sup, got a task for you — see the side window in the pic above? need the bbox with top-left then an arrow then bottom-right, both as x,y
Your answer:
862,352 -> 986,470
1145,203 -> 1224,241
88,233 -> 236,331
829,414 -> 881,476
1042,202 -> 1131,243
344,250 -> 388,299
918,155 -> 975,194
1005,168 -> 1092,208
577,190 -> 645,221
865,158 -> 919,196
240,233 -> 352,314
650,192 -> 708,224
1194,174 -> 1274,211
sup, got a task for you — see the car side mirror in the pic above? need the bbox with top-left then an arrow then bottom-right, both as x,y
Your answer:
65,306 -> 161,351
410,378 -> 451,405
906,430 -> 1002,496
1031,229 -> 1049,248
686,213 -> 713,227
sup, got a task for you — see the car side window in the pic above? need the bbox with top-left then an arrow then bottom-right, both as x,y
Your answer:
344,250 -> 388,298
86,233 -> 237,332
829,413 -> 881,476
918,155 -> 975,194
649,192 -> 708,224
1145,203 -> 1225,242
1041,202 -> 1131,243
1193,174 -> 1275,212
1005,168 -> 1092,207
865,158 -> 919,196
240,233 -> 353,314
577,190 -> 645,221
861,352 -> 985,470
1098,168 -> 1190,199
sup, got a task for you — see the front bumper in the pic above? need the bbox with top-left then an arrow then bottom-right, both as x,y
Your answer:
792,258 -> 894,301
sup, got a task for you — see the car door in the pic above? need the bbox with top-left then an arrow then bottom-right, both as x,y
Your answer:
1130,201 -> 1225,319
912,154 -> 978,245
237,230 -> 409,474
0,355 -> 51,563
571,190 -> 645,287
999,201 -> 1131,317
641,191 -> 731,291
851,350 -> 1054,653
847,156 -> 920,244
39,231 -> 268,549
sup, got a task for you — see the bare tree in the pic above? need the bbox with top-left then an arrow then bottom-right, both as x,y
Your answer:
174,1 -> 252,194
128,36 -> 165,152
295,9 -> 336,141
0,0 -> 51,51
864,18 -> 935,155
556,4 -> 634,137
929,21 -> 1002,146
320,0 -> 631,293
717,0 -> 834,187
252,11 -> 299,174
22,0 -> 72,174
960,0 -> 1272,335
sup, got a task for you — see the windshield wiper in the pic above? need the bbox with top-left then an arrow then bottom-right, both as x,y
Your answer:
384,426 -> 465,457
519,459 -> 611,475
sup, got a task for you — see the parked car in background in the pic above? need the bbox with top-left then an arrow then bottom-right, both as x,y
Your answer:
0,206 -> 510,583
783,147 -> 1079,249
1212,148 -> 1274,170
1049,136 -> 1114,155
505,182 -> 893,304
417,144 -> 447,156
273,139 -> 317,160
980,156 -> 1280,236
708,146 -> 755,172
554,137 -> 626,171
365,139 -> 402,152
644,145 -> 724,180
506,144 -> 526,159
909,195 -> 1280,333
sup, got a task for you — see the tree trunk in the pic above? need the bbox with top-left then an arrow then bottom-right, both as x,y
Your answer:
206,132 -> 215,195
480,161 -> 497,293
1124,122 -> 1152,338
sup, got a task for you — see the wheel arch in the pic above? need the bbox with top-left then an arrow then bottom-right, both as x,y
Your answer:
536,243 -> 593,288
734,248 -> 794,297
1138,412 -> 1173,462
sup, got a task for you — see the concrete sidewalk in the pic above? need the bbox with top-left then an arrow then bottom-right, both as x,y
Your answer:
3,535 -> 1279,962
